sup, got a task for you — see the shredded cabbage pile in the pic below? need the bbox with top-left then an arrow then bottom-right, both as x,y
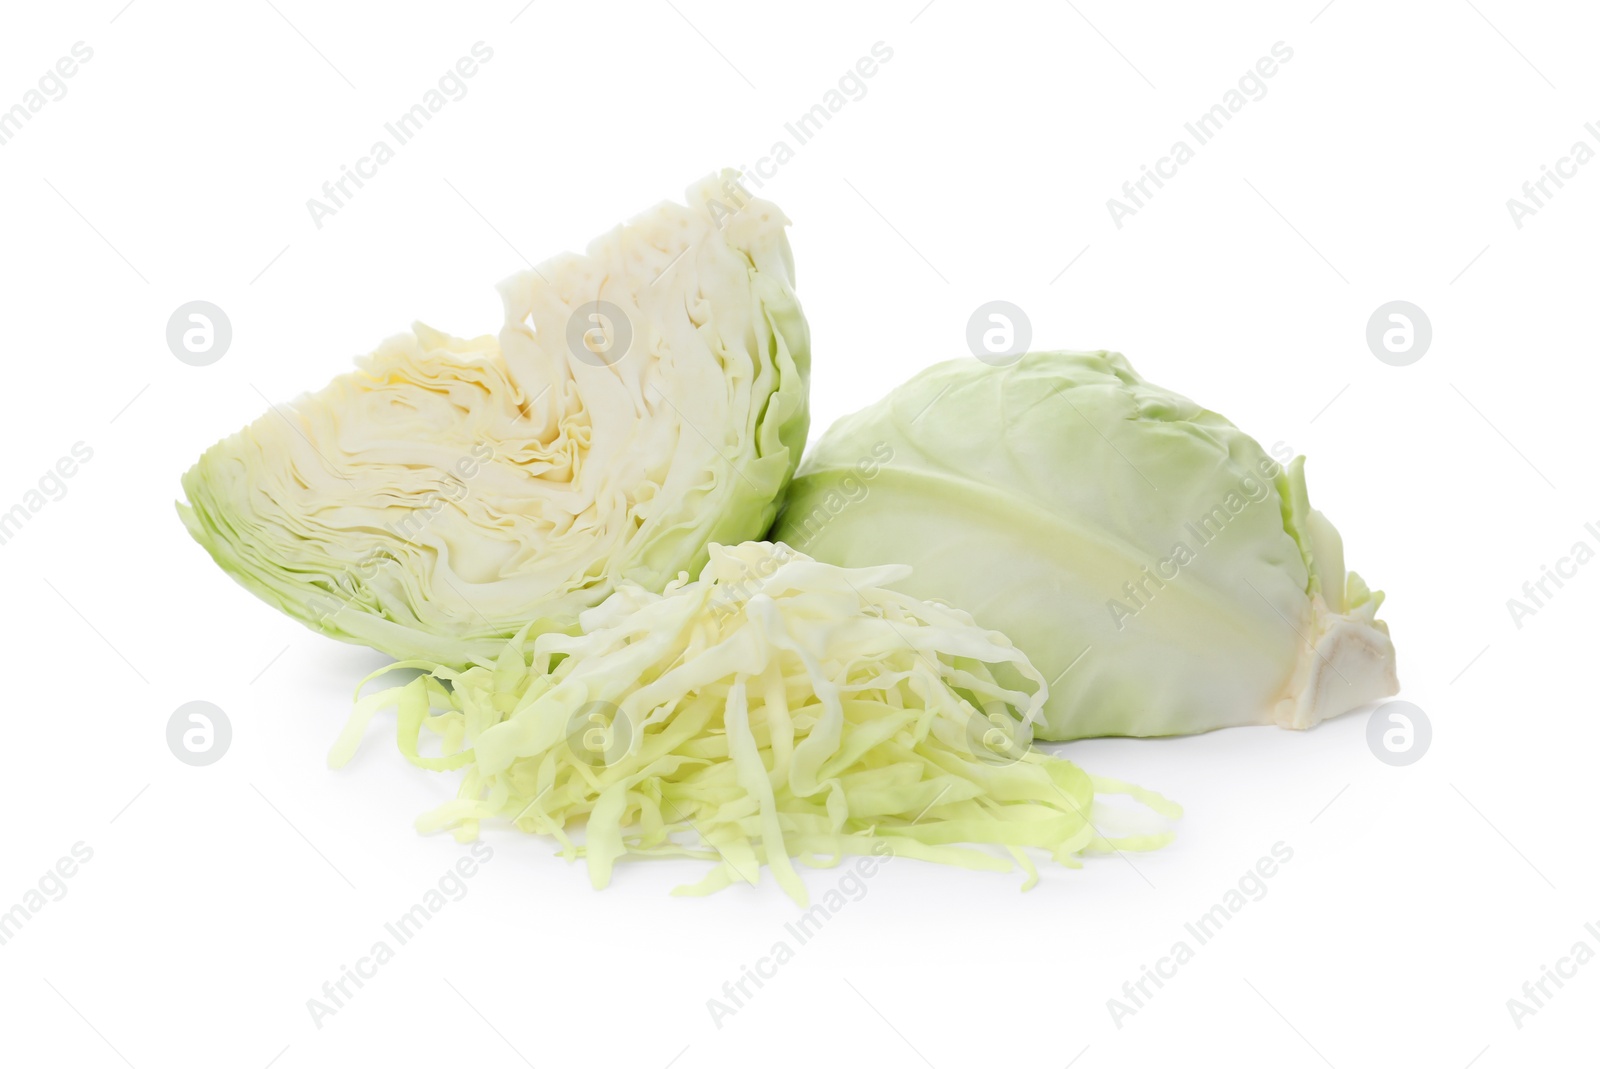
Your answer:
330,542 -> 1179,904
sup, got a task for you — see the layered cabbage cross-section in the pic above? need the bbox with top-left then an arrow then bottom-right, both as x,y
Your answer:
179,173 -> 809,665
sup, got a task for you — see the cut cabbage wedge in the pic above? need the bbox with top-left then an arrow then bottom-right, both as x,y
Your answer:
179,172 -> 809,666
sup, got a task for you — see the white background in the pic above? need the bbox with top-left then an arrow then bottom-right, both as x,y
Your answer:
1,1 -> 1595,1066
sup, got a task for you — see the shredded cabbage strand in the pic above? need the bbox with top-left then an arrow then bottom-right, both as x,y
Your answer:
331,542 -> 1179,905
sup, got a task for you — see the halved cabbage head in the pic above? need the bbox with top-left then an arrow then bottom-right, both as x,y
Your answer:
330,541 -> 1179,904
774,351 -> 1398,741
179,173 -> 809,666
